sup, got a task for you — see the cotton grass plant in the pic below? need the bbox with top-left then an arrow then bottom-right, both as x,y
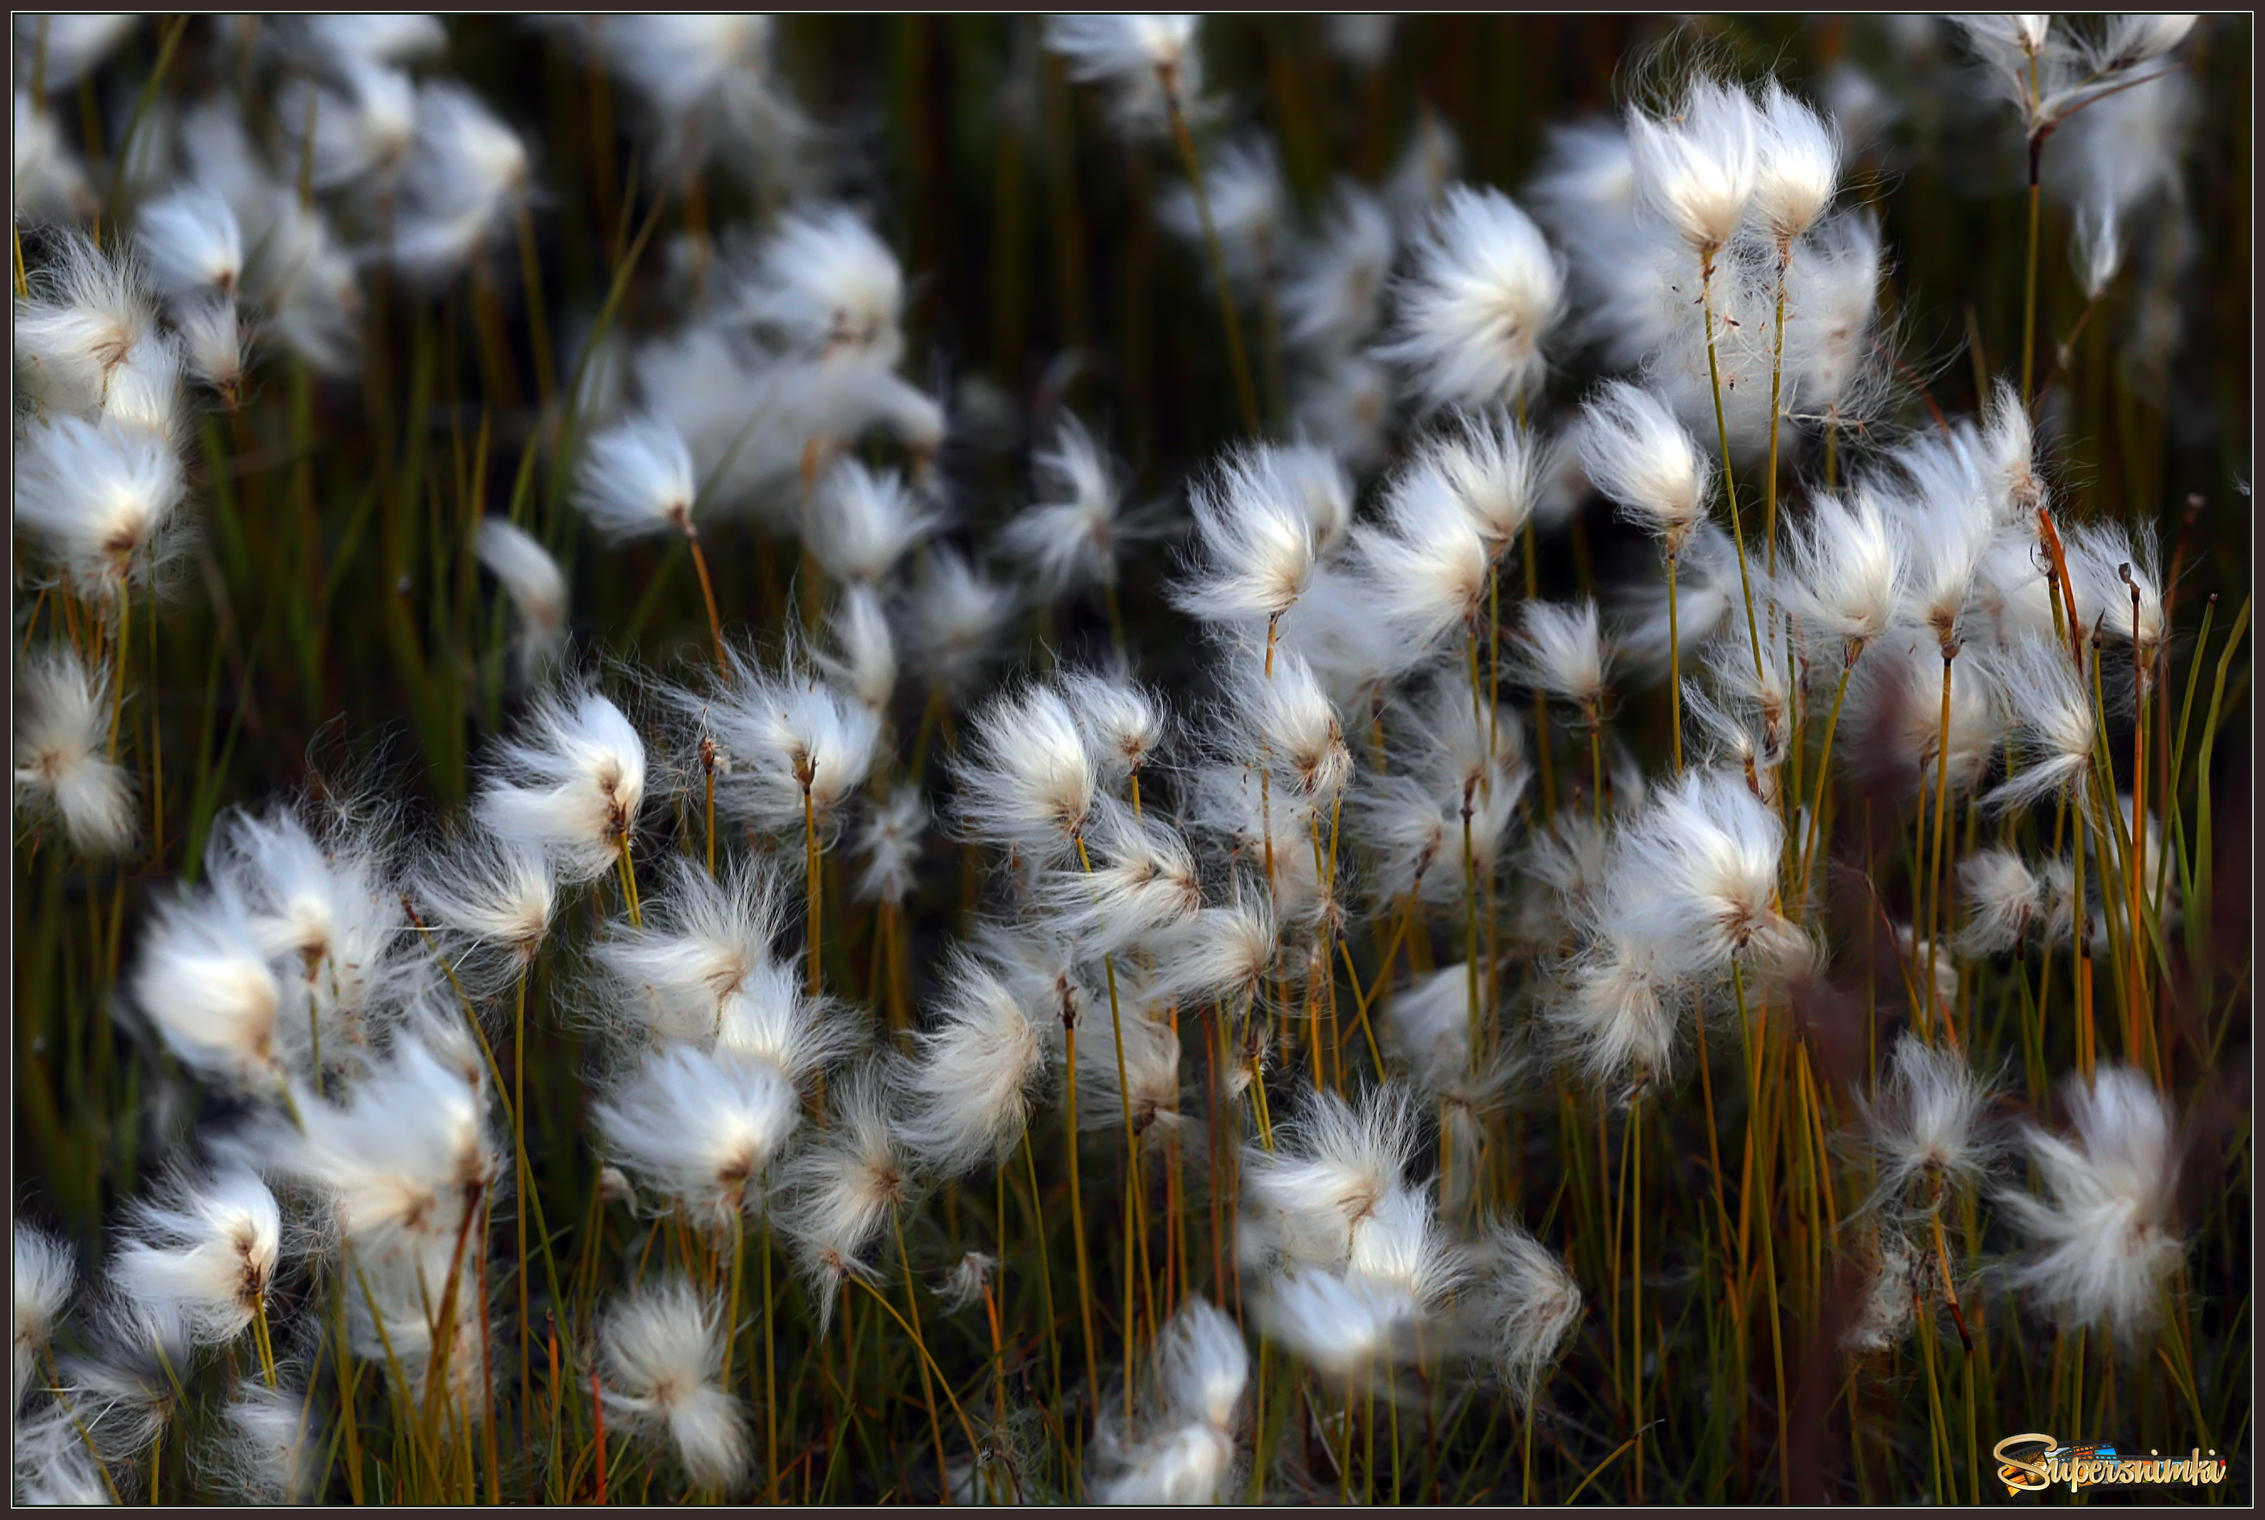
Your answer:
11,12 -> 2251,1508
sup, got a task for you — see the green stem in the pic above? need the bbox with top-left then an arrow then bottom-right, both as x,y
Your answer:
1160,72 -> 1261,436
1666,549 -> 1684,774
891,1207 -> 952,1503
1765,248 -> 1790,578
1700,253 -> 1766,681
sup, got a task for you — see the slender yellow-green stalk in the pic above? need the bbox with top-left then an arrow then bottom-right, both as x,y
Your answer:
514,203 -> 557,402
1764,246 -> 1792,578
1731,961 -> 1790,1498
1923,648 -> 1958,1047
1060,1018 -> 1103,1443
1698,253 -> 1766,680
1159,69 -> 1261,436
803,779 -> 821,994
1802,646 -> 1860,892
251,1293 -> 279,1389
1629,1098 -> 1645,1501
107,586 -> 129,764
890,1207 -> 951,1503
616,832 -> 642,928
684,529 -> 729,677
1666,549 -> 1685,773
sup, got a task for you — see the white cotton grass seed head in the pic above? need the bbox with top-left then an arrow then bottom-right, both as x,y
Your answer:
414,824 -> 559,989
1956,849 -> 2045,957
1075,1002 -> 1184,1138
701,653 -> 882,842
2059,519 -> 2165,674
1350,442 -> 1496,656
736,202 -> 904,366
1034,795 -> 1201,957
52,1292 -> 187,1471
475,516 -> 569,675
1544,942 -> 1677,1103
1242,1084 -> 1422,1254
934,1251 -> 998,1314
129,877 -> 295,1094
110,1165 -> 283,1347
903,544 -> 1020,699
1464,1216 -> 1585,1404
276,13 -> 449,65
1258,1266 -> 1422,1379
270,1033 -> 499,1256
854,784 -> 927,905
952,680 -> 1098,859
1751,81 -> 1840,243
1147,892 -> 1280,1008
13,413 -> 187,604
1376,183 -> 1565,413
1576,380 -> 1713,555
391,79 -> 532,281
1272,440 -> 1358,557
999,412 -> 1139,598
1428,408 -> 1541,555
571,14 -> 809,188
14,645 -> 137,858
15,1406 -> 114,1503
889,948 -> 1058,1177
1998,1064 -> 2188,1346
14,1224 -> 74,1407
713,967 -> 862,1087
1845,632 -> 2003,799
1059,668 -> 1167,785
1850,1035 -> 2004,1213
1348,1181 -> 1473,1308
776,1063 -> 917,1325
594,1044 -> 800,1231
802,458 -> 941,586
588,852 -> 789,1046
475,682 -> 646,882
1600,767 -> 1787,976
15,90 -> 95,225
13,228 -> 156,414
574,413 -> 700,541
199,1381 -> 319,1504
1292,352 -> 1396,478
1234,643 -> 1353,803
2071,201 -> 2123,300
1091,1421 -> 1238,1506
172,291 -> 245,403
1171,444 -> 1328,626
1627,77 -> 1761,258
1155,1296 -> 1249,1435
598,1277 -> 750,1492
2091,13 -> 2199,72
816,583 -> 898,713
1777,485 -> 1904,652
1043,14 -> 1204,137
98,325 -> 186,443
1089,1296 -> 1249,1504
277,57 -> 419,196
1512,598 -> 1611,721
134,183 -> 243,300
1981,636 -> 2099,813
